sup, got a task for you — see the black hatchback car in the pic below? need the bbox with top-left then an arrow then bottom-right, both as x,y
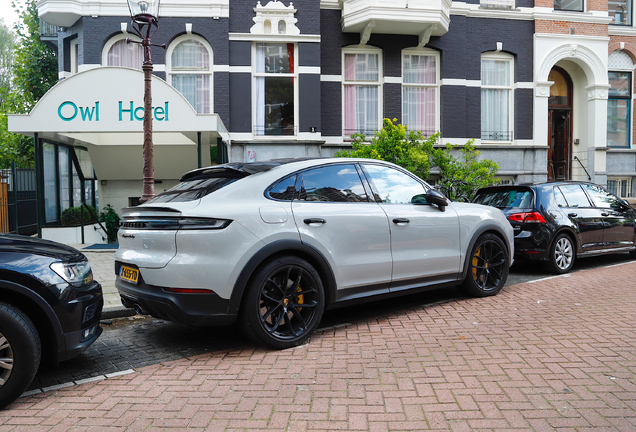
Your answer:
0,234 -> 103,408
473,181 -> 636,274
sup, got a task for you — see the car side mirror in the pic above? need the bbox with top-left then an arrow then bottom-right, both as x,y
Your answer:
424,189 -> 449,212
619,199 -> 633,210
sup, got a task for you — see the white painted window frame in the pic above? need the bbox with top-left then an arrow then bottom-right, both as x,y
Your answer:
166,34 -> 214,114
251,41 -> 299,139
101,33 -> 142,67
401,48 -> 440,136
70,39 -> 79,75
481,51 -> 515,143
607,63 -> 633,149
607,177 -> 633,197
342,46 -> 383,140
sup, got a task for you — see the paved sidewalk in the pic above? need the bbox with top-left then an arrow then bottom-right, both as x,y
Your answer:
1,260 -> 634,430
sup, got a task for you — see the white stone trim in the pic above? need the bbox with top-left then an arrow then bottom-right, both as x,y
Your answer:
384,76 -> 402,84
514,82 -> 534,89
320,0 -> 340,10
321,75 -> 342,82
215,65 -> 230,72
228,66 -> 252,73
441,78 -> 481,87
298,66 -> 321,74
229,33 -> 321,43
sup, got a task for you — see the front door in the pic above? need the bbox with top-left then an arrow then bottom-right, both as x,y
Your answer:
548,67 -> 573,181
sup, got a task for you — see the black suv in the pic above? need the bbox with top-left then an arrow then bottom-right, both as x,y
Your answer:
0,234 -> 103,408
473,181 -> 636,274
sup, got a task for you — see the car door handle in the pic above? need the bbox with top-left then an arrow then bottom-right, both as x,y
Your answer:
303,218 -> 326,225
601,212 -> 609,217
392,218 -> 410,224
568,213 -> 577,218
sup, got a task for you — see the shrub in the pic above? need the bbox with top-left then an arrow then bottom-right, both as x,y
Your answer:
99,204 -> 120,244
60,205 -> 97,226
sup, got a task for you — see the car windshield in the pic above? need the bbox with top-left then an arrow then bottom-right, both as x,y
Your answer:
145,174 -> 244,204
473,188 -> 534,209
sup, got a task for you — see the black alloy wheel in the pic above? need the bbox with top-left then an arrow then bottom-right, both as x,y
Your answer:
241,256 -> 325,349
461,233 -> 509,297
0,303 -> 41,409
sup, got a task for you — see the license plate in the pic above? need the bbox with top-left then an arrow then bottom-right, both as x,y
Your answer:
119,265 -> 139,284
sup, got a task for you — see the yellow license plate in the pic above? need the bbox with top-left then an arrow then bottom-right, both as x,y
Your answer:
119,266 -> 139,284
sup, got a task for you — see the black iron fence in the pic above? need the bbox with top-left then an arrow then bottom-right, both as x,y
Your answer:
0,164 -> 37,236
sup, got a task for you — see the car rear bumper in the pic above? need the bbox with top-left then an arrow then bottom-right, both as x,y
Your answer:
513,230 -> 550,261
115,262 -> 235,326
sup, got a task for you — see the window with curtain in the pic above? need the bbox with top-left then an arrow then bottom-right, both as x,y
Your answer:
481,55 -> 513,141
170,39 -> 212,114
608,70 -> 631,148
402,52 -> 438,136
107,38 -> 143,69
554,0 -> 583,12
254,42 -> 296,136
609,0 -> 632,25
343,51 -> 381,138
607,178 -> 632,197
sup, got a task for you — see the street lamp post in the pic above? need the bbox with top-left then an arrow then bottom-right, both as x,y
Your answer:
126,0 -> 164,203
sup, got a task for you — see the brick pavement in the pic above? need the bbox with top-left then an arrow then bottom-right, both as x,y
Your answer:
2,261 -> 634,431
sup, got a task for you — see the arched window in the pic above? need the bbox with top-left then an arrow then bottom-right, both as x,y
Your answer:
167,36 -> 213,114
104,37 -> 143,69
278,20 -> 286,34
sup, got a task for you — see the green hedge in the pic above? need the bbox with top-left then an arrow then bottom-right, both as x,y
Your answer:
60,205 -> 98,226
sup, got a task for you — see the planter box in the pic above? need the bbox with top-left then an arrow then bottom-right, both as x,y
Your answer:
42,223 -> 108,245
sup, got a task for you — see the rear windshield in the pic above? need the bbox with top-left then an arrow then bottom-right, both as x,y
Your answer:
145,174 -> 244,204
473,188 -> 534,209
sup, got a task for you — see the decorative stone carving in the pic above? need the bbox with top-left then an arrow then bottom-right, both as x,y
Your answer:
251,1 -> 300,35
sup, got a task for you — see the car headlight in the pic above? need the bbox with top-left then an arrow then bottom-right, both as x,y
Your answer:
50,261 -> 94,287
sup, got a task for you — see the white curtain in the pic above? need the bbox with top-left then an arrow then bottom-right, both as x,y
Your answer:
344,53 -> 379,135
402,55 -> 436,134
255,43 -> 266,135
481,59 -> 510,140
107,39 -> 143,68
171,40 -> 211,113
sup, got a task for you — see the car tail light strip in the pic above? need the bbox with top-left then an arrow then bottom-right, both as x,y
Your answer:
508,212 -> 547,224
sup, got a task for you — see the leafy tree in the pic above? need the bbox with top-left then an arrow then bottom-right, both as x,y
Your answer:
430,141 -> 499,201
334,118 -> 434,180
0,19 -> 16,106
335,118 -> 499,202
0,0 -> 57,168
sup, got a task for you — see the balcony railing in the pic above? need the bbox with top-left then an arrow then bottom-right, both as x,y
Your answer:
341,0 -> 451,37
39,19 -> 58,38
253,125 -> 297,136
481,131 -> 514,141
480,0 -> 515,9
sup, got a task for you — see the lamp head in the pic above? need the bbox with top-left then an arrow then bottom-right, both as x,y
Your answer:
127,0 -> 160,24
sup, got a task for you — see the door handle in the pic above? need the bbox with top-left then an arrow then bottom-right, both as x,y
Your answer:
303,218 -> 326,225
392,218 -> 410,224
568,213 -> 577,218
601,212 -> 609,217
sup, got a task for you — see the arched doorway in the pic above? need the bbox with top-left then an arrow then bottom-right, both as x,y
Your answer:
548,67 -> 573,181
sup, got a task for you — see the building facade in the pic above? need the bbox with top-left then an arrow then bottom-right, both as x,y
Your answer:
9,0 -> 636,229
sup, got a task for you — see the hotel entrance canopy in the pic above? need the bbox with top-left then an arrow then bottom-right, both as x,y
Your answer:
8,67 -> 229,180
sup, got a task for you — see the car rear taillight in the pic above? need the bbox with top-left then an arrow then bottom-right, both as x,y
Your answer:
164,288 -> 216,294
508,212 -> 547,223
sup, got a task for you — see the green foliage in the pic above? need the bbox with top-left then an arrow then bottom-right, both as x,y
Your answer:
0,1 -> 57,169
0,19 -> 16,106
99,205 -> 120,244
335,118 -> 434,180
335,119 -> 500,202
61,205 -> 98,226
430,141 -> 499,202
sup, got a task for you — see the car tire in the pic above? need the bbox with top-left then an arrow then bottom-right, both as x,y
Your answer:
460,233 -> 509,297
546,233 -> 575,274
240,256 -> 325,349
0,302 -> 41,409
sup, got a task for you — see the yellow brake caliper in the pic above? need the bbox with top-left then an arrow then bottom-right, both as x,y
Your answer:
472,247 -> 481,281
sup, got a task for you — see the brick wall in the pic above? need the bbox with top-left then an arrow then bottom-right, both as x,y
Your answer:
535,21 -> 608,37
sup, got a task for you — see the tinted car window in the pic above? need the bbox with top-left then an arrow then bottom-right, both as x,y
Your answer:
557,184 -> 591,208
268,175 -> 297,201
299,165 -> 368,202
147,175 -> 242,203
473,188 -> 533,209
583,184 -> 621,209
554,187 -> 568,208
363,164 -> 426,204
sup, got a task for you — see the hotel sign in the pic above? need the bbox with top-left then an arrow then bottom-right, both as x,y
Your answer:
57,101 -> 170,122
